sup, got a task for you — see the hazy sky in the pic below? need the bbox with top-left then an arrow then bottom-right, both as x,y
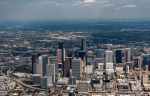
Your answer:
0,0 -> 150,21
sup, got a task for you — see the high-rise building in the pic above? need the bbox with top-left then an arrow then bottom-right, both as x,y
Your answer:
38,55 -> 49,89
124,48 -> 131,63
105,50 -> 113,63
87,50 -> 95,65
31,54 -> 41,86
31,54 -> 38,74
57,42 -> 65,77
81,39 -> 86,51
133,57 -> 141,68
72,58 -> 80,80
64,57 -> 71,77
104,50 -> 114,74
63,49 -> 72,77
79,50 -> 86,80
35,56 -> 43,75
79,39 -> 87,80
57,49 -> 63,67
31,54 -> 49,89
39,55 -> 48,76
38,55 -> 57,88
142,54 -> 150,70
115,49 -> 124,64
31,53 -> 42,74
48,57 -> 56,87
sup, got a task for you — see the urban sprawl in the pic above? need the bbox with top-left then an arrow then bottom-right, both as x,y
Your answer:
0,31 -> 150,96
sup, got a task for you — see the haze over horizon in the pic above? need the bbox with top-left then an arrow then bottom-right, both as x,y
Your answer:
0,0 -> 150,21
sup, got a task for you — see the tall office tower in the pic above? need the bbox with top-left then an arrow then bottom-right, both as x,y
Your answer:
133,56 -> 143,70
32,53 -> 42,74
105,50 -> 113,63
103,50 -> 114,89
57,48 -> 62,69
115,49 -> 124,64
79,39 -> 87,80
35,56 -> 43,75
79,51 -> 86,79
124,48 -> 131,63
32,54 -> 41,85
81,39 -> 86,51
31,54 -> 38,74
104,50 -> 114,73
64,57 -> 71,77
57,42 -> 65,77
72,58 -> 80,80
38,55 -> 49,89
39,55 -> 48,76
48,57 -> 56,87
63,49 -> 72,77
138,56 -> 143,69
87,50 -> 95,65
48,56 -> 57,74
142,54 -> 150,70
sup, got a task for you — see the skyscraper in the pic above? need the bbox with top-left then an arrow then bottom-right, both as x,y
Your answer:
103,50 -> 114,86
142,54 -> 150,70
105,50 -> 113,63
64,57 -> 71,77
72,58 -> 80,80
32,54 -> 41,86
63,49 -> 72,78
124,48 -> 131,63
48,57 -> 56,86
31,53 -> 42,74
115,49 -> 124,64
79,39 -> 87,80
81,39 -> 86,51
31,54 -> 38,74
57,42 -> 65,77
38,55 -> 49,89
104,50 -> 114,73
39,55 -> 48,76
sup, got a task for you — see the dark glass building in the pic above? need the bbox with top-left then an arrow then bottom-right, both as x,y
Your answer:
115,49 -> 123,63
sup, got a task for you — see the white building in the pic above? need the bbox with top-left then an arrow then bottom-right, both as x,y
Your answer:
105,50 -> 114,74
105,50 -> 113,63
124,48 -> 131,63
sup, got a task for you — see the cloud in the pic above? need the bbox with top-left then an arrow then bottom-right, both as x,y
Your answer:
103,3 -> 114,8
97,0 -> 110,4
0,0 -> 150,21
122,4 -> 137,8
78,0 -> 97,7
81,0 -> 96,4
115,4 -> 137,11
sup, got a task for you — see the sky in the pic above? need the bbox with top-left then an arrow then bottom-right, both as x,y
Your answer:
0,0 -> 150,21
